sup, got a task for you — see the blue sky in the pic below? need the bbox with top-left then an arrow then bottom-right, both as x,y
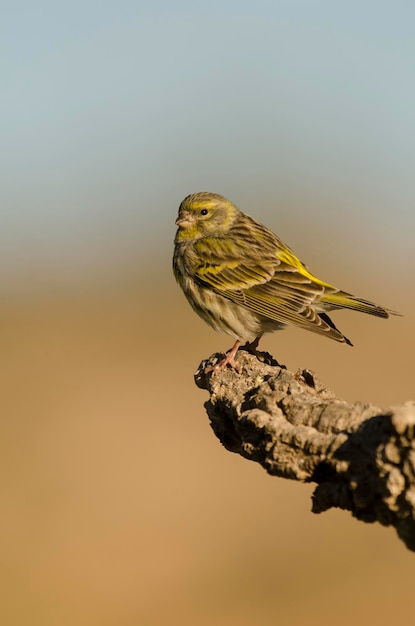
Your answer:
2,1 -> 414,290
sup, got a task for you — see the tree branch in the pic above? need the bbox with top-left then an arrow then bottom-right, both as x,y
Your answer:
195,350 -> 415,552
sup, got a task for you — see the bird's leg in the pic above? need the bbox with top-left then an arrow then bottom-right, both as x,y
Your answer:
205,339 -> 242,373
245,336 -> 260,352
243,335 -> 265,361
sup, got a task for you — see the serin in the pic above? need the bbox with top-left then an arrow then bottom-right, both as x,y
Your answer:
173,192 -> 399,371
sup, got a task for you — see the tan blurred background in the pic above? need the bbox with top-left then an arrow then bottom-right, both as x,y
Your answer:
2,3 -> 415,625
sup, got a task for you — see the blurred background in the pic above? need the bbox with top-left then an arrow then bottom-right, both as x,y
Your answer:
1,1 -> 414,624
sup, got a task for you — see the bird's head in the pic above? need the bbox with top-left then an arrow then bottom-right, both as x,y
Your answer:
175,192 -> 239,241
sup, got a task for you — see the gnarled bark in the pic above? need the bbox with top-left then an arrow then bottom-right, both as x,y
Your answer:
195,350 -> 415,552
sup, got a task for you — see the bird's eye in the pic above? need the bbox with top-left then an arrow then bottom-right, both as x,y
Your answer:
200,209 -> 208,216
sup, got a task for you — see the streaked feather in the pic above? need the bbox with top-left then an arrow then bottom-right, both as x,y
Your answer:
173,192 -> 400,353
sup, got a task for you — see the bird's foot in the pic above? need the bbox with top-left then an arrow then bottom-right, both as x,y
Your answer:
242,337 -> 266,362
204,340 -> 242,373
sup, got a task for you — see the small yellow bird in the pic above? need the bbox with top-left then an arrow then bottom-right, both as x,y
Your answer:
173,192 -> 399,371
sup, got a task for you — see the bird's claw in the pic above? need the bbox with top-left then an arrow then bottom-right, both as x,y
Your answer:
204,353 -> 242,374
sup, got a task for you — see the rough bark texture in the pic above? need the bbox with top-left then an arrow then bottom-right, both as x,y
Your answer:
195,349 -> 415,552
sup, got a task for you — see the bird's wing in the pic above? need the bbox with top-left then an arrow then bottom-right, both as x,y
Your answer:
192,236 -> 277,288
192,237 -> 348,343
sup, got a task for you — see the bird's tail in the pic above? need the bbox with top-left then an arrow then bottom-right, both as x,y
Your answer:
320,291 -> 400,319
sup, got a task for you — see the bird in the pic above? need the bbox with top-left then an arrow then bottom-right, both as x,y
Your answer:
173,192 -> 399,371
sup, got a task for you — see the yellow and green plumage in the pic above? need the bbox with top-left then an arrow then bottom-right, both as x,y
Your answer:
173,192 -> 398,370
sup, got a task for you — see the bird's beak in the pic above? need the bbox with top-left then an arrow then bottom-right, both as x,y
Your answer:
175,213 -> 194,229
